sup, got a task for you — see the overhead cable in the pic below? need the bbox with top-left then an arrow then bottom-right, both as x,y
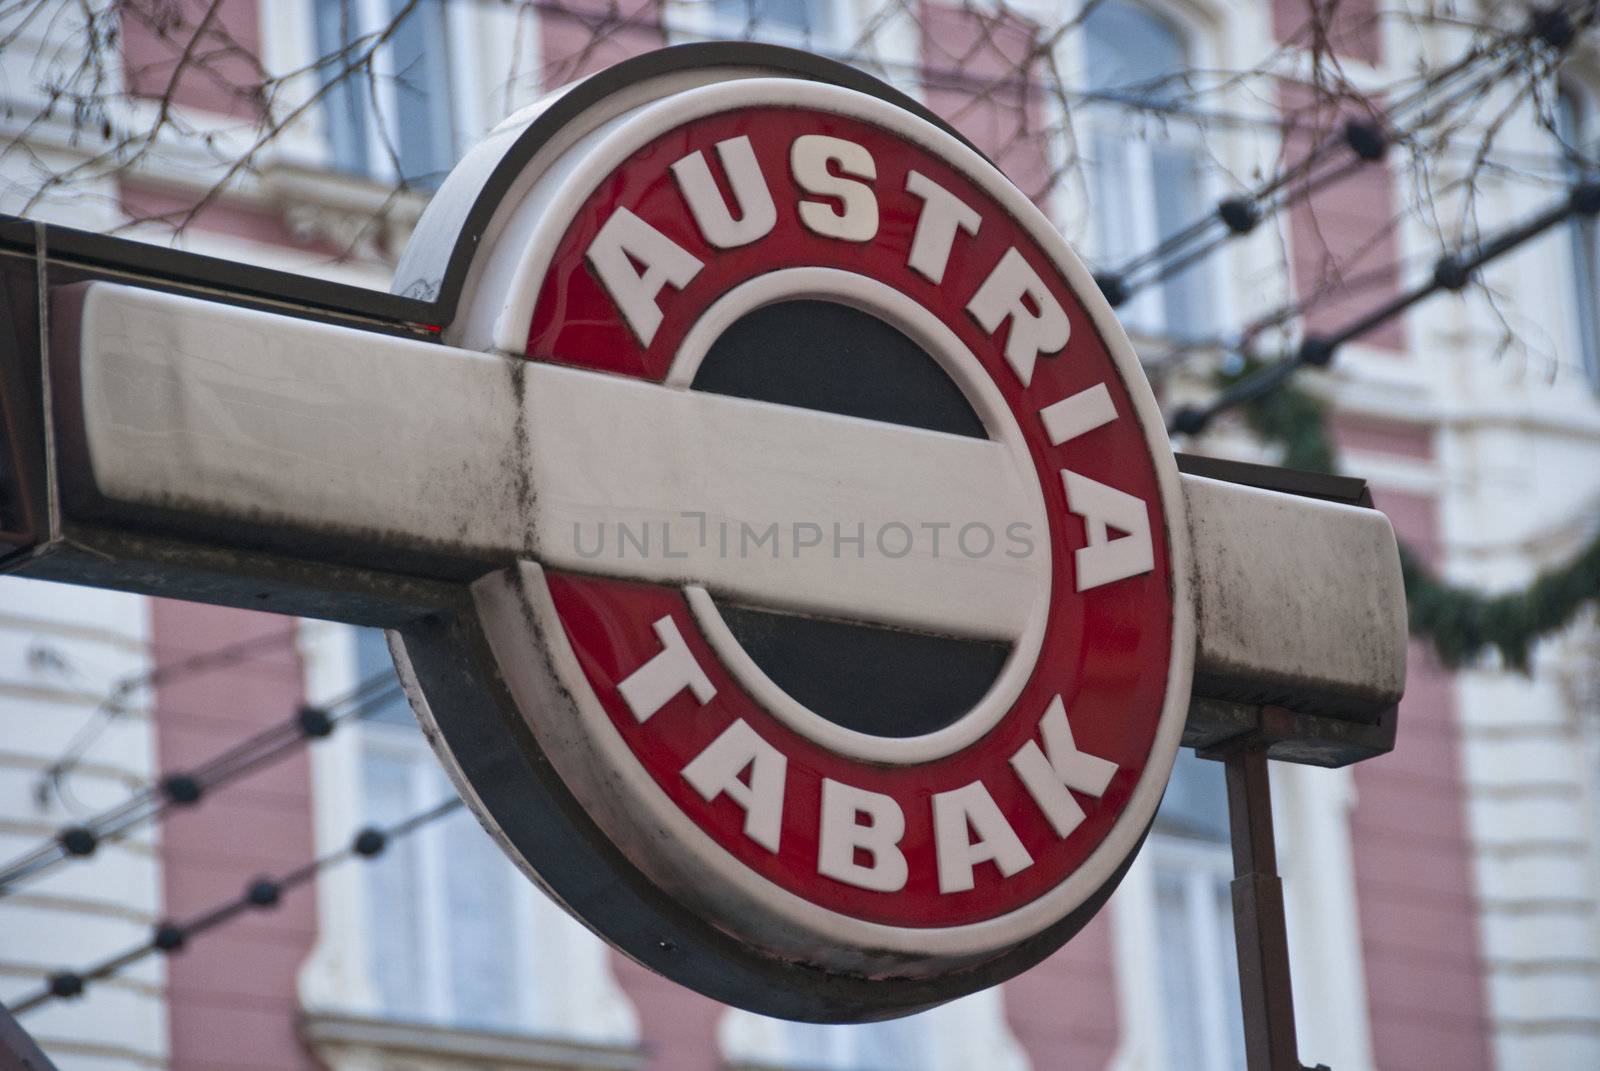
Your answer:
1094,4 -> 1590,312
1168,181 -> 1600,435
6,796 -> 464,1017
0,671 -> 403,896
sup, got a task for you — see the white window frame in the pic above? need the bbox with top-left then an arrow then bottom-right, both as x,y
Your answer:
296,621 -> 639,1046
261,1 -> 542,183
1110,761 -> 1376,1071
669,0 -> 856,55
359,716 -> 549,1026
1146,832 -> 1241,1071
264,1 -> 483,185
1554,80 -> 1600,393
1042,0 -> 1249,352
720,986 -> 1028,1071
314,0 -> 480,184
1073,0 -> 1221,343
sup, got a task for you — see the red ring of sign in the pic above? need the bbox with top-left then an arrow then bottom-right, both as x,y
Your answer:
524,106 -> 1174,928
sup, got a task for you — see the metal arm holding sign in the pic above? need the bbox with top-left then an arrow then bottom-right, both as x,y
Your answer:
0,43 -> 1404,1065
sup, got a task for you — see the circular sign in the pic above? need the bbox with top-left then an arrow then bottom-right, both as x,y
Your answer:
392,44 -> 1191,1021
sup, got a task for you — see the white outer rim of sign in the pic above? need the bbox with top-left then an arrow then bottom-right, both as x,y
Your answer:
467,75 -> 1195,961
670,267 -> 1051,765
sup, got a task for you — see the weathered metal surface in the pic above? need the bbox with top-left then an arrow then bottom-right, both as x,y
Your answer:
0,40 -> 1411,1029
1221,749 -> 1316,1071
0,998 -> 60,1071
1186,697 -> 1397,767
14,274 -> 1408,768
1184,473 -> 1407,721
0,253 -> 45,560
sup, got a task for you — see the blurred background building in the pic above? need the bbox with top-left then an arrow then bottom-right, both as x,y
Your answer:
1,1 -> 1598,1069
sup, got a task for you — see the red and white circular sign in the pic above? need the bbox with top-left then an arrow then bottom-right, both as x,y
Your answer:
396,46 -> 1192,1020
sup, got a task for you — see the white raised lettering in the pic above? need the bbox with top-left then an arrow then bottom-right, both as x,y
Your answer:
682,719 -> 787,853
1010,695 -> 1118,839
617,615 -> 715,722
933,781 -> 1033,894
1039,383 -> 1116,445
791,135 -> 878,242
1061,470 -> 1155,591
905,170 -> 981,284
818,779 -> 908,892
967,247 -> 1070,387
670,135 -> 777,249
585,207 -> 703,346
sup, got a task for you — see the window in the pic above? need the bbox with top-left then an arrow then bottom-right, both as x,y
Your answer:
1555,85 -> 1600,390
704,0 -> 840,47
313,0 -> 460,186
723,1008 -> 928,1069
775,1017 -> 926,1070
300,625 -> 641,1053
1081,1 -> 1214,341
1146,751 -> 1245,1071
356,630 -> 540,1029
721,988 -> 1027,1070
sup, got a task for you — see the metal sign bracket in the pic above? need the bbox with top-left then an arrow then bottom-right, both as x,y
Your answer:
1186,455 -> 1394,1071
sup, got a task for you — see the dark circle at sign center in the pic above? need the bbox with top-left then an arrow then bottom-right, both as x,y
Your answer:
691,299 -> 1008,739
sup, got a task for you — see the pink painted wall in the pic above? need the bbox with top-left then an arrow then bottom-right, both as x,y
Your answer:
1003,912 -> 1120,1068
111,11 -> 1485,1071
118,180 -> 344,257
149,601 -> 321,1071
541,0 -> 667,89
121,0 -> 266,119
1279,83 -> 1406,352
535,12 -> 722,1062
919,3 -> 1052,203
611,955 -> 726,1071
116,1 -> 328,255
1347,478 -> 1494,1070
1333,414 -> 1434,460
1272,0 -> 1383,66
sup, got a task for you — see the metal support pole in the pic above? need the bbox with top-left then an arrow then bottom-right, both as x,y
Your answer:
0,998 -> 59,1070
1223,748 -> 1326,1071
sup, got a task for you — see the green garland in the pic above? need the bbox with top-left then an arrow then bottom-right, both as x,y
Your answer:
1216,360 -> 1600,670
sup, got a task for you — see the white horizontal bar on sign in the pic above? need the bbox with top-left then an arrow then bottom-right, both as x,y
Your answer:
65,282 -> 530,564
64,283 -> 1046,640
1183,474 -> 1407,716
521,363 -> 1045,642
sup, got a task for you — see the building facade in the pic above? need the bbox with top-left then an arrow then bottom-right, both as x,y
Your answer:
1,1 -> 1598,1069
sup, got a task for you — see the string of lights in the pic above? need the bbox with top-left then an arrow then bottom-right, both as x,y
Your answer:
35,625 -> 301,809
4,795 -> 465,1017
1144,257 -> 1415,374
1141,143 -> 1533,374
0,671 -> 404,896
1094,3 -> 1591,312
1167,180 -> 1600,435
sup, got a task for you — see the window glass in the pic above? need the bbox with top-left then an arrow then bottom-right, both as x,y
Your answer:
353,626 -> 412,726
712,0 -> 832,40
1556,86 -> 1600,390
1083,1 -> 1187,102
778,1015 -> 927,1070
313,0 -> 371,175
1149,750 -> 1244,1071
1082,1 -> 1214,340
364,747 -> 428,1020
389,0 -> 457,186
1155,867 -> 1203,1046
356,627 -> 531,1030
312,0 -> 457,185
1150,142 -> 1212,333
1156,747 -> 1230,842
440,801 -> 524,1027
